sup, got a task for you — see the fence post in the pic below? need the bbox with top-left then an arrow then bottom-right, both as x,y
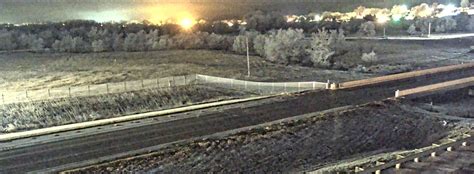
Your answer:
156,79 -> 159,88
25,90 -> 28,99
48,88 -> 51,97
168,80 -> 172,88
141,80 -> 145,89
88,85 -> 91,96
68,87 -> 71,97
1,93 -> 4,104
106,84 -> 110,94
195,74 -> 198,84
184,76 -> 187,85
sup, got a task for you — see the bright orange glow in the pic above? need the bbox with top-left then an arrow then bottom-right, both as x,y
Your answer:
179,18 -> 195,29
140,5 -> 198,26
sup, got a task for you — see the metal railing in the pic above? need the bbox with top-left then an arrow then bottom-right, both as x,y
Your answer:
307,133 -> 472,174
355,134 -> 472,174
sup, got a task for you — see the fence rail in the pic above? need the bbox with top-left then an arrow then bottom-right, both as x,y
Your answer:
0,74 -> 327,105
196,75 -> 328,95
0,75 -> 199,105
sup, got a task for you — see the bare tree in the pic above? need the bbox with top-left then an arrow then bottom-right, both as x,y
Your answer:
264,29 -> 307,65
0,30 -> 17,51
461,0 -> 470,8
253,34 -> 266,57
308,29 -> 334,67
358,21 -> 376,36
92,40 -> 107,52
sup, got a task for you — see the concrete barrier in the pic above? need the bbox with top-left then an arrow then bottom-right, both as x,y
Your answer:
338,63 -> 474,89
0,95 -> 275,142
395,76 -> 474,98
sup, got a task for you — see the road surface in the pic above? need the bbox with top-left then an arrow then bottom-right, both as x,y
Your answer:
346,33 -> 474,41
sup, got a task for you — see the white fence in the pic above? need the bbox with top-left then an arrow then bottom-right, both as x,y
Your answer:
0,74 -> 328,105
196,75 -> 328,94
0,75 -> 197,105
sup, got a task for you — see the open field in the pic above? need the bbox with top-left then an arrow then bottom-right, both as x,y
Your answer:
0,50 -> 367,91
0,38 -> 472,92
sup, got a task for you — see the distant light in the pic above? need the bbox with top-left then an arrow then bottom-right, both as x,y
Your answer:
392,15 -> 402,22
286,15 -> 297,23
314,14 -> 322,22
446,4 -> 456,10
401,4 -> 409,11
377,16 -> 389,24
81,10 -> 129,23
437,4 -> 459,17
179,18 -> 195,30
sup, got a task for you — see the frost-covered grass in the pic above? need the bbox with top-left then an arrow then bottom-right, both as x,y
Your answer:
0,85 -> 251,133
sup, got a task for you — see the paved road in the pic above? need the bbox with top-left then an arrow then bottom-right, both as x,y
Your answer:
346,33 -> 474,41
1,68 -> 473,173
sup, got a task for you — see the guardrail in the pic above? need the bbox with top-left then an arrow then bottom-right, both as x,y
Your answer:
354,134 -> 472,174
334,63 -> 474,90
395,76 -> 474,98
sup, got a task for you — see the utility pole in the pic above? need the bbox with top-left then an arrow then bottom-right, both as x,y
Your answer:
383,26 -> 386,38
428,22 -> 432,37
246,37 -> 250,77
